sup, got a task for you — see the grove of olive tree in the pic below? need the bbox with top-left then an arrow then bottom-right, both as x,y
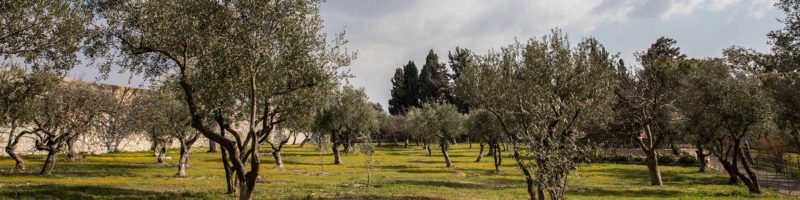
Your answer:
457,30 -> 618,200
91,1 -> 353,199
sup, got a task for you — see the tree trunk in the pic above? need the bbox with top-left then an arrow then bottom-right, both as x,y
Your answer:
513,149 -> 536,200
221,145 -> 237,194
493,143 -> 502,174
238,179 -> 255,200
272,150 -> 284,169
644,150 -> 663,186
177,145 -> 190,177
207,140 -> 218,153
475,143 -> 485,162
66,136 -> 79,162
404,139 -> 409,148
332,143 -> 342,165
344,138 -> 351,153
299,138 -> 310,148
537,184 -> 546,200
426,144 -> 432,156
739,145 -> 762,193
441,141 -> 453,168
157,144 -> 168,164
670,138 -> 681,156
468,138 -> 471,149
5,145 -> 25,171
40,149 -> 58,175
696,145 -> 708,172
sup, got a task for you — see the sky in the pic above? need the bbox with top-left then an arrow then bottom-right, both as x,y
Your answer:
67,0 -> 784,109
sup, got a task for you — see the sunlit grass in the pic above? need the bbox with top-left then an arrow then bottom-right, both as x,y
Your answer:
0,144 -> 790,199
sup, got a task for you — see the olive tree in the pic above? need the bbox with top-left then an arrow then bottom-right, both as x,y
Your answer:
91,1 -> 352,198
406,103 -> 464,168
466,109 -> 504,173
1,0 -> 91,171
30,80 -> 106,175
0,67 -> 58,171
94,86 -> 140,153
314,86 -> 376,165
616,37 -> 685,186
457,30 -> 618,200
130,86 -> 200,177
678,58 -> 771,193
379,115 -> 406,146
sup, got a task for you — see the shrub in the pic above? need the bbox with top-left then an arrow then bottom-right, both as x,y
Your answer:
678,155 -> 698,165
658,154 -> 677,164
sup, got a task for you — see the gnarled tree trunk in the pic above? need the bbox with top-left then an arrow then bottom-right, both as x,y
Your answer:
41,149 -> 58,175
475,143 -> 485,162
332,143 -> 342,165
644,150 -> 663,186
493,143 -> 502,174
441,140 -> 453,168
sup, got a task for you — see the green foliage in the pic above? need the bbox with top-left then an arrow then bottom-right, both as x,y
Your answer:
315,86 -> 378,146
405,103 -> 465,146
457,29 -> 618,199
1,0 -> 91,73
419,50 -> 450,104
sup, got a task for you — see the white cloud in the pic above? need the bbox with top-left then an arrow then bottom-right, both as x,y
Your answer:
320,0 -> 779,107
661,0 -> 705,20
708,0 -> 740,11
748,0 -> 777,18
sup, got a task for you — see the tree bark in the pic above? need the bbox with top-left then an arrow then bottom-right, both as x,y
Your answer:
157,144 -> 168,164
513,149 -> 536,200
272,150 -> 284,169
696,144 -> 708,172
332,143 -> 342,165
738,144 -> 761,193
207,140 -> 218,153
299,138 -> 310,148
426,144 -> 432,156
441,141 -> 453,168
40,149 -> 58,175
66,136 -> 79,162
5,146 -> 25,171
493,143 -> 502,174
177,145 -> 190,177
475,143 -> 485,162
644,150 -> 663,186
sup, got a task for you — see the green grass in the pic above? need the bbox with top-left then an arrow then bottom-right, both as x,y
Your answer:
0,144 -> 791,199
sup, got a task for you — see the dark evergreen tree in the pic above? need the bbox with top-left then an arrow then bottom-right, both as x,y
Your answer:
402,61 -> 421,110
419,50 -> 449,104
388,68 -> 406,115
447,47 -> 472,113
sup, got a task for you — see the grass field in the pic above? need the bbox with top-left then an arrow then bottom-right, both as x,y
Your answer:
0,144 -> 791,199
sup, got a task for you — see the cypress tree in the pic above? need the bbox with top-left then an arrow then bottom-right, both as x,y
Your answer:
419,50 -> 449,104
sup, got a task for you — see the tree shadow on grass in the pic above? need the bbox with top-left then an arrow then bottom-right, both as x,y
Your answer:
307,194 -> 446,200
388,180 -> 510,190
3,163 -> 153,178
0,185 -> 213,200
396,169 -> 451,174
569,187 -> 684,198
